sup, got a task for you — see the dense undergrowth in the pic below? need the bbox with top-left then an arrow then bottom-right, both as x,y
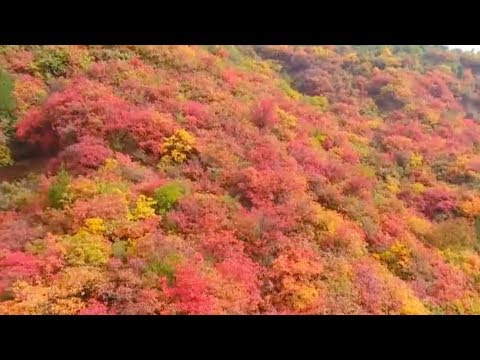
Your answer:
1,45 -> 480,314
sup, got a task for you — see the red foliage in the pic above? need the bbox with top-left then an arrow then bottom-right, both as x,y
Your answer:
0,251 -> 44,295
121,288 -> 166,315
232,166 -> 307,208
183,101 -> 207,122
343,175 -> 373,199
0,251 -> 41,279
354,259 -> 401,314
67,194 -> 129,232
114,217 -> 160,240
216,256 -> 260,293
79,299 -> 110,315
380,213 -> 406,238
409,244 -> 472,306
50,136 -> 113,174
16,108 -> 59,152
168,195 -> 235,236
222,69 -> 240,87
133,175 -> 167,197
320,222 -> 366,254
421,187 -> 457,219
251,99 -> 279,129
200,231 -> 245,261
366,71 -> 394,95
4,50 -> 34,72
426,262 -> 471,305
0,216 -> 45,251
267,245 -> 326,313
15,78 -> 177,158
164,261 -> 215,314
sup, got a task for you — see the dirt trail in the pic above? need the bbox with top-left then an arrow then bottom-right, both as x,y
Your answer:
0,157 -> 50,182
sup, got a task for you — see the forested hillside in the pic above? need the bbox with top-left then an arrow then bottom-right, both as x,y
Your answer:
2,45 -> 480,314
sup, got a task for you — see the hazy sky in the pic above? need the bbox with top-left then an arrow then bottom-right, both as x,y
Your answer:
446,45 -> 480,52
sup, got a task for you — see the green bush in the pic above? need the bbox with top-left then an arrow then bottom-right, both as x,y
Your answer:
97,181 -> 128,195
112,240 -> 128,261
89,47 -> 132,62
34,48 -> 70,78
147,254 -> 180,285
359,99 -> 380,117
279,79 -> 301,100
48,165 -> 71,209
426,218 -> 476,250
0,144 -> 13,167
0,174 -> 39,210
153,181 -> 187,214
25,239 -> 47,255
62,231 -> 110,266
302,95 -> 330,111
0,68 -> 15,120
223,45 -> 246,65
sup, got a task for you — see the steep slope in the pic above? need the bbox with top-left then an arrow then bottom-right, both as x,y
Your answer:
1,45 -> 480,314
